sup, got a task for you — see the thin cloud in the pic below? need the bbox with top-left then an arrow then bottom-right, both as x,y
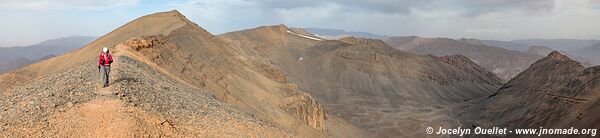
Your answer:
0,0 -> 140,10
460,0 -> 556,16
244,0 -> 562,16
247,0 -> 436,15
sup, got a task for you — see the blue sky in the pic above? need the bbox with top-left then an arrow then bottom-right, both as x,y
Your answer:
1,0 -> 600,47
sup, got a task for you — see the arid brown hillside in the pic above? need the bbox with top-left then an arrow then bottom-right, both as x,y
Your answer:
385,36 -> 543,81
456,51 -> 600,137
0,10 -> 369,137
220,26 -> 503,137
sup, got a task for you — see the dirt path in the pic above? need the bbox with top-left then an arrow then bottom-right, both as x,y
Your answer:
95,86 -> 113,95
51,98 -> 135,137
49,95 -> 175,137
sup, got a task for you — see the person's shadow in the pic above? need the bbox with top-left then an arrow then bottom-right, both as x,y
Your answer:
112,77 -> 140,85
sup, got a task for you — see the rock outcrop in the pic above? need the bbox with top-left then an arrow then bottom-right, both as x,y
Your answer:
123,35 -> 166,51
281,93 -> 327,131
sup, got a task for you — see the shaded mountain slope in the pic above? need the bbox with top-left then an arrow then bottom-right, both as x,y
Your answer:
456,51 -> 600,137
220,26 -> 503,137
385,36 -> 543,81
0,10 -> 368,137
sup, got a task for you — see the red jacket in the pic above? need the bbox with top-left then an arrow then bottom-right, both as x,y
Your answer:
98,52 -> 113,66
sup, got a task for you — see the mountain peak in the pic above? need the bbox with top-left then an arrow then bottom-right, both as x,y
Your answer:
166,9 -> 182,14
136,9 -> 193,26
276,24 -> 289,29
249,24 -> 289,34
547,50 -> 568,61
155,9 -> 184,17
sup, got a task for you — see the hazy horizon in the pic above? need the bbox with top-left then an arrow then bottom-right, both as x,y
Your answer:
1,0 -> 600,47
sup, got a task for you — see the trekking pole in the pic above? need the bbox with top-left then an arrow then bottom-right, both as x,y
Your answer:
98,66 -> 102,83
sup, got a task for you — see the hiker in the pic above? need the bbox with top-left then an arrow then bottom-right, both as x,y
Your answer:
98,47 -> 113,87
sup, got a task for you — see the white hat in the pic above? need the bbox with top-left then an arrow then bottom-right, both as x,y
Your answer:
102,47 -> 109,53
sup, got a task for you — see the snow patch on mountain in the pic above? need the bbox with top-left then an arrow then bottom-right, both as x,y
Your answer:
286,30 -> 323,41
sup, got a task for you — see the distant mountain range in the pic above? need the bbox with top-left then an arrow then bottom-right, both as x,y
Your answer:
513,39 -> 600,51
0,36 -> 96,73
477,39 -> 531,51
385,36 -> 543,81
300,28 -> 600,79
477,39 -> 600,65
303,27 -> 600,64
478,39 -> 600,51
568,43 -> 600,65
302,27 -> 388,40
302,28 -> 600,63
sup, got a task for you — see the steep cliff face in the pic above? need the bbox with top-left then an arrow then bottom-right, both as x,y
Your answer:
457,51 -> 600,137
